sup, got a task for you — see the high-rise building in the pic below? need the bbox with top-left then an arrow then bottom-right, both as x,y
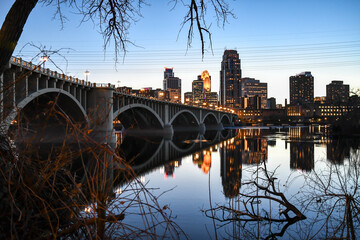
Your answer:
289,71 -> 314,105
326,80 -> 349,104
220,50 -> 242,108
184,92 -> 193,105
267,97 -> 276,109
163,67 -> 174,89
240,77 -> 267,109
192,77 -> 204,106
201,70 -> 211,92
163,67 -> 181,103
206,92 -> 218,106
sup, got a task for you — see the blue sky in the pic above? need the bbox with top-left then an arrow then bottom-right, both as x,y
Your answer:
1,0 -> 359,104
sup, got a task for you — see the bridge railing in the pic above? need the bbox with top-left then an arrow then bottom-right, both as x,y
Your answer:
114,91 -> 236,114
93,83 -> 116,88
10,56 -> 93,87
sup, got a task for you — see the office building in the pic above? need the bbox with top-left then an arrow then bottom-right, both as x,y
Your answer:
192,77 -> 204,106
206,92 -> 218,107
240,77 -> 267,109
201,70 -> 211,92
267,97 -> 276,109
163,67 -> 174,89
184,92 -> 193,105
163,67 -> 181,103
326,80 -> 349,104
289,71 -> 314,105
220,50 -> 242,108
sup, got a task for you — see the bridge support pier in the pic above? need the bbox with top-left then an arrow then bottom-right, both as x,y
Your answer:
163,124 -> 174,140
88,87 -> 115,144
199,123 -> 206,135
87,87 -> 115,203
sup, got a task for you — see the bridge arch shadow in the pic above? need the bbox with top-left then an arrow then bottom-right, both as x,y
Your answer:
114,104 -> 164,130
170,110 -> 200,132
4,89 -> 88,132
221,114 -> 232,127
8,90 -> 89,144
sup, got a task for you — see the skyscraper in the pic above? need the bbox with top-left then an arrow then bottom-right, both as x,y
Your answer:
240,77 -> 268,109
163,67 -> 181,103
326,80 -> 349,104
201,70 -> 211,92
192,77 -> 204,106
163,67 -> 174,89
220,50 -> 242,108
289,71 -> 314,105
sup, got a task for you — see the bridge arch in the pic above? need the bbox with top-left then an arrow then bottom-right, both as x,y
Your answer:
202,112 -> 219,124
221,114 -> 231,126
169,109 -> 200,126
4,88 -> 88,132
114,103 -> 164,129
169,139 -> 197,153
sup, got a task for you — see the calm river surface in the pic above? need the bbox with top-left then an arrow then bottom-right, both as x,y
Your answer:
116,126 -> 360,239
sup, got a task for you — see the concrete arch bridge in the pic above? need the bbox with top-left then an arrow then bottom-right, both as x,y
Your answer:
0,57 -> 236,141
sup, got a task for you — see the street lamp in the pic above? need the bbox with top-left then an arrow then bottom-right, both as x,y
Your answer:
40,55 -> 48,68
84,70 -> 90,82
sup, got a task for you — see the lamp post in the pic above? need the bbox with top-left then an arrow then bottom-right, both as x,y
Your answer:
40,55 -> 48,68
84,70 -> 90,82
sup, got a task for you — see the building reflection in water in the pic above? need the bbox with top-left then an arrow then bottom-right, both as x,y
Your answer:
219,128 -> 268,198
327,140 -> 350,165
164,161 -> 181,179
193,149 -> 213,174
287,127 -> 315,172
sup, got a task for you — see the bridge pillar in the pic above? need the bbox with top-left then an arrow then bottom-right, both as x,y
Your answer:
87,87 -> 115,144
199,123 -> 206,135
164,105 -> 169,124
163,123 -> 173,140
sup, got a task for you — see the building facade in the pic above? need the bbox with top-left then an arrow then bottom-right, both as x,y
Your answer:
184,92 -> 193,105
192,77 -> 205,106
163,67 -> 181,103
240,77 -> 267,109
326,80 -> 349,104
289,71 -> 314,105
267,97 -> 276,109
201,70 -> 211,92
220,50 -> 242,108
206,92 -> 218,107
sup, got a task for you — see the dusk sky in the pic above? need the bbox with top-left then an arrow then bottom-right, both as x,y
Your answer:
1,0 -> 359,104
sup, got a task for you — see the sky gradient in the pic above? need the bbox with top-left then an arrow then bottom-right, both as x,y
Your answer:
1,0 -> 359,104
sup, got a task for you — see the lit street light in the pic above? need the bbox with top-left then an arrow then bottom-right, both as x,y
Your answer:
84,70 -> 90,82
40,55 -> 48,68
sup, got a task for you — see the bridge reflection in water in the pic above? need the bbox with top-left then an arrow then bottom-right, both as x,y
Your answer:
114,129 -> 235,180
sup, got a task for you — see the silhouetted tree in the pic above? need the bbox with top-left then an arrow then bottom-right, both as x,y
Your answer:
0,0 -> 234,76
299,153 -> 360,240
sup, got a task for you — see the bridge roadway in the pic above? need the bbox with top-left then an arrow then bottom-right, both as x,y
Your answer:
0,57 -> 236,140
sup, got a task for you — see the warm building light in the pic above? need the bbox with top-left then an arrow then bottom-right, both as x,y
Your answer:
201,70 -> 211,92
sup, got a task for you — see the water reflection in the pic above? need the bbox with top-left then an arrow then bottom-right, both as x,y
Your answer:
5,125 -> 359,239
118,126 -> 359,239
115,129 -> 236,178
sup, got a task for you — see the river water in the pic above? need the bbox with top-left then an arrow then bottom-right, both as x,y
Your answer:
115,126 -> 360,239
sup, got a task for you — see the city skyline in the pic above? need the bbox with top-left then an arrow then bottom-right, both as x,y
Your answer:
1,0 -> 359,104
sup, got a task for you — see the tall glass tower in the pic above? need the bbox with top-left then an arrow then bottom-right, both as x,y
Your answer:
163,67 -> 181,103
220,50 -> 242,108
